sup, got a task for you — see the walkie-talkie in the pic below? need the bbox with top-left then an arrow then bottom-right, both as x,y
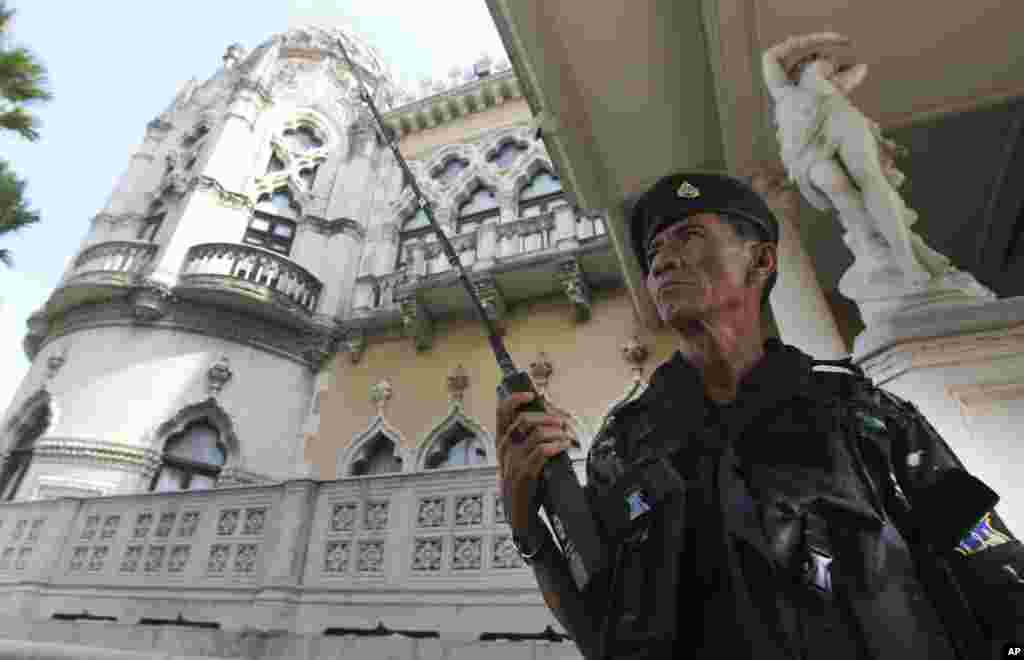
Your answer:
336,37 -> 607,591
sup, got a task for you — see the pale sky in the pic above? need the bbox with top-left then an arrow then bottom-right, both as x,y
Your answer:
0,1 -> 507,411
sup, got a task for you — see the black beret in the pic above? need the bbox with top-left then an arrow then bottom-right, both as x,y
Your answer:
630,172 -> 779,276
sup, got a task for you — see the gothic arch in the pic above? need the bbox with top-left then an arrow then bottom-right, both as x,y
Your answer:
450,173 -> 503,215
482,132 -> 534,176
481,127 -> 533,164
337,415 -> 410,476
390,183 -> 442,221
2,389 -> 56,453
424,143 -> 479,180
509,156 -> 561,207
151,397 -> 241,471
250,107 -> 337,203
414,403 -> 495,470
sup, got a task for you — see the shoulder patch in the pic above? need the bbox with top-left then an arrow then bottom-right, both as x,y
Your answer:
955,513 -> 1013,556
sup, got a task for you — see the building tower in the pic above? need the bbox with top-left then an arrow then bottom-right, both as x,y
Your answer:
1,25 -> 405,500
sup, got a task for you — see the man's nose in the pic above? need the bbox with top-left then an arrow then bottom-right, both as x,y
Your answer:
650,250 -> 679,278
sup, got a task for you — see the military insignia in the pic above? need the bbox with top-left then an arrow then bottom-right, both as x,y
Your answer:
955,513 -> 1013,556
626,489 -> 652,521
676,180 -> 701,199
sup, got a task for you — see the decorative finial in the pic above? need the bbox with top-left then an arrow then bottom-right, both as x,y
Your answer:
370,379 -> 393,414
222,43 -> 246,69
46,351 -> 66,381
447,364 -> 469,404
529,352 -> 554,393
207,356 -> 233,395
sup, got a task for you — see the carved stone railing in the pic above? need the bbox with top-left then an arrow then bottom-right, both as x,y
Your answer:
67,240 -> 158,283
494,213 -> 557,258
354,207 -> 609,315
0,468 -> 562,636
180,243 -> 323,315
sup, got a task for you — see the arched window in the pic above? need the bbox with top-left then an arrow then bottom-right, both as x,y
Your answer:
350,434 -> 402,476
182,124 -> 210,149
282,125 -> 324,152
244,190 -> 298,255
457,185 -> 499,234
395,207 -> 434,269
266,152 -> 286,174
518,170 -> 564,217
138,202 -> 166,242
424,424 -> 487,469
487,140 -> 527,169
0,404 -> 49,501
299,165 -> 319,190
150,421 -> 226,492
432,157 -> 468,184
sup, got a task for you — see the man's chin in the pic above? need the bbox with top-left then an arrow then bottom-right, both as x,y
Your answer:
659,303 -> 704,328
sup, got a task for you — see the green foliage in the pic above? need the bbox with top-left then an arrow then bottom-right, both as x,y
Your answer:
0,1 -> 51,141
0,1 -> 50,268
0,158 -> 39,267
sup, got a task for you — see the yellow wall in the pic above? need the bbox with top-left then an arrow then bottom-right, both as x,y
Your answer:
311,285 -> 680,479
398,99 -> 533,159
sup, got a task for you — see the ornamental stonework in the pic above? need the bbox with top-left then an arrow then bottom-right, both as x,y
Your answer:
207,544 -> 230,574
492,535 -> 523,569
178,511 -> 201,537
417,497 -> 446,528
330,503 -> 357,532
452,536 -> 482,570
243,508 -> 267,535
324,541 -> 350,574
217,509 -> 240,536
120,545 -> 143,573
357,540 -> 384,573
364,501 -> 389,531
454,494 -> 483,527
155,513 -> 175,538
168,545 -> 191,573
235,544 -> 259,573
412,537 -> 443,572
144,546 -> 166,573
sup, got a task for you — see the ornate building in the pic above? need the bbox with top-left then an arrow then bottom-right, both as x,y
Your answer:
0,22 -> 658,660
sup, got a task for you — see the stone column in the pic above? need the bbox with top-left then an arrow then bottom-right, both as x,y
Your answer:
554,204 -> 578,251
748,166 -> 847,359
103,129 -> 164,216
201,81 -> 267,193
259,480 -> 318,590
409,240 -> 427,279
474,220 -> 499,271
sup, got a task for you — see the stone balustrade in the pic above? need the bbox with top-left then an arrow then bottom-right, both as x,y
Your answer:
180,243 -> 323,314
68,240 -> 158,282
353,208 -> 608,314
0,466 -> 561,636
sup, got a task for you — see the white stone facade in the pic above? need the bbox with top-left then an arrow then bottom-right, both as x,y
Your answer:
2,23 -> 597,501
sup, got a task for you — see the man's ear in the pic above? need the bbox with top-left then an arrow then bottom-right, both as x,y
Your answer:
747,242 -> 777,284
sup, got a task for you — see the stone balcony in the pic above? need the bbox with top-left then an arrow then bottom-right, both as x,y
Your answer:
44,241 -> 159,317
0,466 -> 566,639
176,243 -> 324,328
349,207 -> 616,342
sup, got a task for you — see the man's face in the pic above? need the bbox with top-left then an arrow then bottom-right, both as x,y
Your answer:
644,213 -> 759,327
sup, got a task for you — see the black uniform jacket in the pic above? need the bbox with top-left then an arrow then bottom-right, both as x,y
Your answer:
582,339 -> 1024,659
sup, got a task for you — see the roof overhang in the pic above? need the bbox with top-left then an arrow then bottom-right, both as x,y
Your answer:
486,0 -> 1024,326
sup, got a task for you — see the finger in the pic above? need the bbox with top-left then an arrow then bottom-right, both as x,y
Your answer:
497,392 -> 537,435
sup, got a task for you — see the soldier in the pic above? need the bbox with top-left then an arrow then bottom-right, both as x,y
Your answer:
496,172 -> 1024,659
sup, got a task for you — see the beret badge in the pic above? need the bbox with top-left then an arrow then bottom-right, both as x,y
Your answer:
676,180 -> 701,199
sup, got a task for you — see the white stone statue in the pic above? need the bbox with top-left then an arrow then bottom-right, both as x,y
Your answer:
763,33 -> 954,286
762,32 -> 994,334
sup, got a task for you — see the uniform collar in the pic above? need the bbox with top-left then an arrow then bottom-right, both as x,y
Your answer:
627,338 -> 817,441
